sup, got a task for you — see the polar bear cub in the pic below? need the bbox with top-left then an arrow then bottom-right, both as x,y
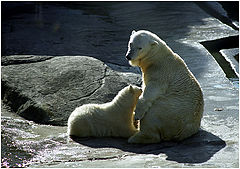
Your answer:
126,30 -> 204,143
68,85 -> 142,138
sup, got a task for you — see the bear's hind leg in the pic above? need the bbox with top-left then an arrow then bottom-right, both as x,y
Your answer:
128,131 -> 161,144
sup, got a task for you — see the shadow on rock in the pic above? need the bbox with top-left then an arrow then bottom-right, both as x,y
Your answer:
72,129 -> 226,164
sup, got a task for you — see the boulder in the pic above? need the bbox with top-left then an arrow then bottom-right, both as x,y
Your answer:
2,55 -> 141,126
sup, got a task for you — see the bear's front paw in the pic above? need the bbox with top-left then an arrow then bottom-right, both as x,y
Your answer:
134,108 -> 145,120
134,99 -> 149,120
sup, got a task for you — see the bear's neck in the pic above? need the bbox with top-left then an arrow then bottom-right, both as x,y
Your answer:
139,44 -> 174,72
139,44 -> 175,88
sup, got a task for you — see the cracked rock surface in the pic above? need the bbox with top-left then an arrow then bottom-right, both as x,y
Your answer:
2,56 -> 141,126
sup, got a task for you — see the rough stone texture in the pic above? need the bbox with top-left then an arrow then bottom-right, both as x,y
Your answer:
2,56 -> 141,126
1,1 -> 239,168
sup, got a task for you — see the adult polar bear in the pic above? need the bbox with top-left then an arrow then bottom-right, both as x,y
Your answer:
126,30 -> 204,144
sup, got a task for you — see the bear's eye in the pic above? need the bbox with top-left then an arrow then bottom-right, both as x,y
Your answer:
138,47 -> 142,50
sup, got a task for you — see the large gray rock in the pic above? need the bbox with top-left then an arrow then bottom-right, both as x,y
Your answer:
2,55 -> 141,126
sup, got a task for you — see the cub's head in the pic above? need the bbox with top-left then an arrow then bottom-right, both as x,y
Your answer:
128,85 -> 142,100
117,85 -> 142,103
125,30 -> 163,67
117,85 -> 142,99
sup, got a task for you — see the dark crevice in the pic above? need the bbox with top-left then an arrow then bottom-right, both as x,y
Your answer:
1,80 -> 29,112
200,35 -> 239,79
1,80 -> 51,125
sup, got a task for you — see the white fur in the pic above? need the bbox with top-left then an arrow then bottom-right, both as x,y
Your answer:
126,30 -> 204,143
68,85 -> 142,138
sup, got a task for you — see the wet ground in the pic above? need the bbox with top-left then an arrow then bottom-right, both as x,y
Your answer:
1,2 -> 239,168
1,101 -> 238,168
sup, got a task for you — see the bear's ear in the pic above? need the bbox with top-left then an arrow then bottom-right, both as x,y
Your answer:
151,40 -> 159,46
131,30 -> 136,35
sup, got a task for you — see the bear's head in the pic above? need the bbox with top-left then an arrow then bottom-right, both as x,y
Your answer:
125,30 -> 164,67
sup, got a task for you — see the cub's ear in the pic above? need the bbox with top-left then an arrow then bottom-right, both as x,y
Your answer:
129,85 -> 134,93
131,30 -> 136,35
151,40 -> 159,46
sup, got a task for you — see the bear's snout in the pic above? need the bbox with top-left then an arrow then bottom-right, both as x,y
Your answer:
126,50 -> 133,60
